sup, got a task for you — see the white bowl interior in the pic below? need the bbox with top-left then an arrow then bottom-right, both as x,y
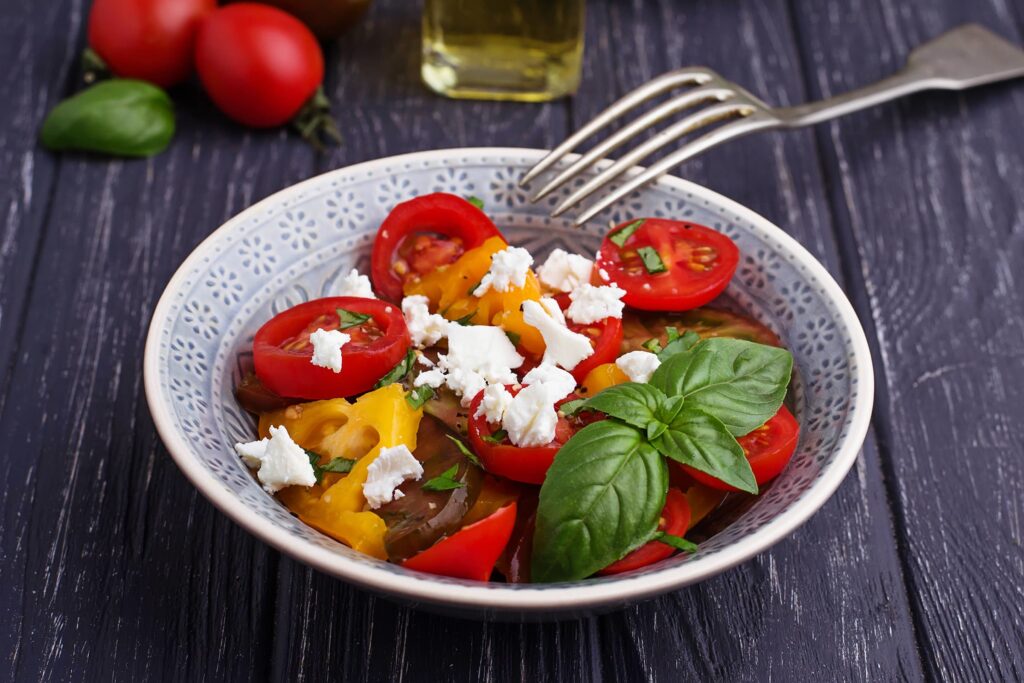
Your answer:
145,148 -> 872,616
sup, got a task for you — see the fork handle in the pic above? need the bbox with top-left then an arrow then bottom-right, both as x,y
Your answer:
776,23 -> 1024,128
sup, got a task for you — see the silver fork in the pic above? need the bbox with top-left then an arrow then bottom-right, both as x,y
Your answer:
521,24 -> 1024,226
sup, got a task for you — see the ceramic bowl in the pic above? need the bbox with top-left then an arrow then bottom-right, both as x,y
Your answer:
144,148 -> 873,620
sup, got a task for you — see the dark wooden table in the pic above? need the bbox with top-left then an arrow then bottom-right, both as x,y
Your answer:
3,0 -> 1023,680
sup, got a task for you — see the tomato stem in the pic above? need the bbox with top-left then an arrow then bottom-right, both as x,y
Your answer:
80,47 -> 112,86
293,86 -> 342,152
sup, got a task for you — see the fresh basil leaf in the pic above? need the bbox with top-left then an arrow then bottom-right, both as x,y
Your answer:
305,450 -> 355,484
482,428 -> 508,444
422,464 -> 465,491
650,337 -> 793,436
580,382 -> 666,430
657,330 -> 701,361
609,219 -> 645,248
372,348 -> 416,389
454,310 -> 477,326
445,434 -> 482,467
336,308 -> 372,329
665,326 -> 681,342
650,405 -> 756,493
637,246 -> 667,274
642,338 -> 663,353
465,196 -> 485,210
558,398 -> 588,417
655,532 -> 699,553
406,384 -> 435,409
40,79 -> 175,157
532,421 -> 668,583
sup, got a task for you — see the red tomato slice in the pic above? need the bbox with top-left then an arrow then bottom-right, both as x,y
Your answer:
401,503 -> 518,582
467,388 -> 586,485
253,297 -> 410,400
371,193 -> 503,301
596,218 -> 739,311
598,488 -> 692,576
684,406 -> 800,492
551,293 -> 624,383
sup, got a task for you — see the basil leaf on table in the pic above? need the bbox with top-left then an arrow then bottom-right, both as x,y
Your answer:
650,337 -> 793,436
650,406 -> 757,493
532,421 -> 668,583
579,382 -> 666,430
40,79 -> 175,158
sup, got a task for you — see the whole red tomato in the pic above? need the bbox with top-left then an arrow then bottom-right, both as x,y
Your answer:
195,4 -> 325,128
88,0 -> 216,87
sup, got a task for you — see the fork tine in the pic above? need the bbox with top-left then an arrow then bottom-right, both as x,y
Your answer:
550,102 -> 751,217
518,68 -> 716,187
571,114 -> 778,226
530,85 -> 736,202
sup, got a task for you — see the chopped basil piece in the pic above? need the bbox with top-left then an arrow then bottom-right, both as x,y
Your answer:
665,326 -> 681,342
372,348 -> 416,389
454,310 -> 478,326
306,450 -> 356,485
642,338 -> 663,353
467,280 -> 482,296
406,385 -> 435,409
609,219 -> 645,247
465,196 -> 485,210
445,434 -> 482,467
482,428 -> 508,444
558,398 -> 588,417
336,308 -> 372,330
505,330 -> 521,346
655,531 -> 699,553
422,464 -> 466,491
637,246 -> 667,274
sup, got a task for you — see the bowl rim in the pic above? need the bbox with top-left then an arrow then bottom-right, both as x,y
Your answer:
144,146 -> 874,613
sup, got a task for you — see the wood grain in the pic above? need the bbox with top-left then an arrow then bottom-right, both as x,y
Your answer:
789,0 -> 1024,680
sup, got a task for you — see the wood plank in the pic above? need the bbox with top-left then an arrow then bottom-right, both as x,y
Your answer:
0,76 -> 319,677
787,1 -> 1024,680
565,0 -> 925,680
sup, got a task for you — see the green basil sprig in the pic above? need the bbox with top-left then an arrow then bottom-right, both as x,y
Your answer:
40,79 -> 175,158
532,337 -> 793,582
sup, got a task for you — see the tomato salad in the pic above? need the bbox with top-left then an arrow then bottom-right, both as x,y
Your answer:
233,193 -> 798,583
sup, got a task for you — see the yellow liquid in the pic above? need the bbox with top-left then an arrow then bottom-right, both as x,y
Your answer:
422,0 -> 585,102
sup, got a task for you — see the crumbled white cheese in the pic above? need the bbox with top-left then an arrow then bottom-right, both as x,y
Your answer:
616,350 -> 662,383
423,325 -> 524,405
521,299 -> 593,371
522,363 -> 577,401
401,295 -> 450,347
236,425 -> 317,494
537,248 -> 593,292
566,283 -> 627,324
415,352 -> 435,367
474,383 -> 515,425
474,246 -> 533,295
309,328 -> 350,373
503,383 -> 561,447
338,268 -> 375,298
598,268 -> 610,282
363,444 -> 424,509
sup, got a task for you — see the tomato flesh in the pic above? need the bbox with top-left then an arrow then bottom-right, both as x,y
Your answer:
371,193 -> 503,301
467,388 -> 586,485
684,406 -> 800,492
597,219 -> 739,311
253,296 -> 410,400
620,306 -> 782,353
401,503 -> 518,581
598,489 -> 692,575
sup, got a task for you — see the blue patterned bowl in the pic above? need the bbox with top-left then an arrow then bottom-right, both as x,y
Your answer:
144,148 -> 873,619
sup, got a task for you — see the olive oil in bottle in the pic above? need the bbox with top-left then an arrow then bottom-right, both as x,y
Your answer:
421,0 -> 585,102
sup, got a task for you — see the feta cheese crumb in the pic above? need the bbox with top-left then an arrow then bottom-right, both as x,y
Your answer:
236,425 -> 317,493
598,268 -> 610,282
423,325 -> 524,405
309,328 -> 350,373
363,444 -> 424,509
338,268 -> 375,298
474,383 -> 514,425
474,246 -> 533,295
521,299 -> 593,371
503,383 -> 561,447
401,295 -> 450,347
566,284 -> 627,324
616,350 -> 662,383
537,248 -> 593,292
522,363 -> 577,401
